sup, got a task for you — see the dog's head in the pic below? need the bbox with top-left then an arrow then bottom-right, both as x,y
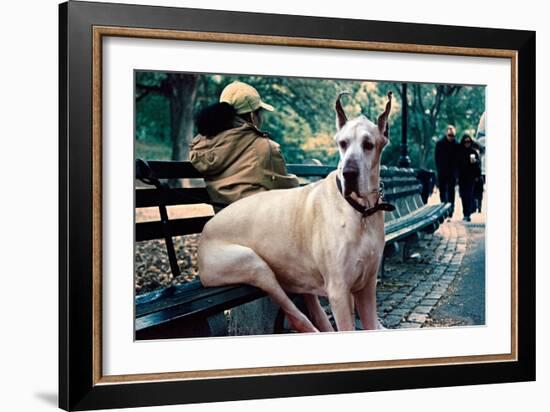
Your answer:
334,91 -> 392,198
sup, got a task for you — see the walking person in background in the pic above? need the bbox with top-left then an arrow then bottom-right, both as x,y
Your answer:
472,140 -> 485,213
474,112 -> 486,213
435,125 -> 460,218
458,134 -> 481,222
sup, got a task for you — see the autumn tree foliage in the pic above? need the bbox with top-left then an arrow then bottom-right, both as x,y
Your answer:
136,71 -> 485,170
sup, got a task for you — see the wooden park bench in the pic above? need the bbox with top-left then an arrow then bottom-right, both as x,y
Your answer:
134,160 -> 451,340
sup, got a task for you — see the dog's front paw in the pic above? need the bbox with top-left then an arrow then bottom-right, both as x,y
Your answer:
377,319 -> 387,330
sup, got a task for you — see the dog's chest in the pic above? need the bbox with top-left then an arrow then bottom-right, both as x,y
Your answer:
337,216 -> 385,286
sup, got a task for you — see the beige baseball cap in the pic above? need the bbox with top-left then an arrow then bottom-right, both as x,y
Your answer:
219,81 -> 275,114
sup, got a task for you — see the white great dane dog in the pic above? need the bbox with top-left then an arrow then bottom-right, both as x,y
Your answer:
198,92 -> 393,333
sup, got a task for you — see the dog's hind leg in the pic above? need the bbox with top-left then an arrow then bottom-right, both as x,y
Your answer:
199,242 -> 319,333
303,294 -> 334,332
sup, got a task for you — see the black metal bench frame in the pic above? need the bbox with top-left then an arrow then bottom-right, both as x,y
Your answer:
134,160 -> 451,339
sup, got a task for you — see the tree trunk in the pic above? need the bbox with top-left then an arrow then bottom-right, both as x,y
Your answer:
168,73 -> 198,161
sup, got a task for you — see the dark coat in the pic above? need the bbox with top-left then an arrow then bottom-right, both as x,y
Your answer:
434,137 -> 460,180
458,146 -> 482,184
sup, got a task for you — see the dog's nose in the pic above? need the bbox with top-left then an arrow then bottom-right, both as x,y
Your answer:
343,166 -> 359,181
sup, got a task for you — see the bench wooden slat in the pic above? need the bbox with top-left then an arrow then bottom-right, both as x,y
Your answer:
136,216 -> 212,241
385,203 -> 442,234
286,164 -> 336,177
386,218 -> 437,244
384,185 -> 422,201
385,203 -> 451,243
135,279 -> 203,308
137,161 -> 420,181
135,283 -> 265,332
140,161 -> 342,180
136,279 -> 256,317
136,187 -> 210,208
143,161 -> 203,179
134,179 -> 421,208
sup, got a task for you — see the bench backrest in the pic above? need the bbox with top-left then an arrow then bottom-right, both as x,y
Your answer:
135,160 -> 425,241
381,167 -> 425,222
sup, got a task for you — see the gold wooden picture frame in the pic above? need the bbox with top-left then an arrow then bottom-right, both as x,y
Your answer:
59,1 -> 535,410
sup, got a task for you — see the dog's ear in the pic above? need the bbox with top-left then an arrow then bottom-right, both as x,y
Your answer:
377,91 -> 393,138
335,91 -> 350,130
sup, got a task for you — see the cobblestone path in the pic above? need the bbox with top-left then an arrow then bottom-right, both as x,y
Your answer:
373,222 -> 482,329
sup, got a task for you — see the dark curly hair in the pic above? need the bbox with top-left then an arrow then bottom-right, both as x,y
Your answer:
195,102 -> 237,138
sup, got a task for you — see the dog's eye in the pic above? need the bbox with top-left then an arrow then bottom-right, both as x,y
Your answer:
339,140 -> 348,150
363,140 -> 374,151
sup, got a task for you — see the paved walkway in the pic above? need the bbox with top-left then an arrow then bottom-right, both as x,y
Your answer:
373,220 -> 485,329
427,223 -> 486,327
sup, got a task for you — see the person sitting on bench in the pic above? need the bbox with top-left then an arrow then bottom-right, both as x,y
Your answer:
190,81 -> 299,211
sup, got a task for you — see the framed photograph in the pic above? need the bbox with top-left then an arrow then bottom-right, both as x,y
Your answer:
59,1 -> 535,410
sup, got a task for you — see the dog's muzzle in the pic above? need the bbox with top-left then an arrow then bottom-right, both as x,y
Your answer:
342,165 -> 359,196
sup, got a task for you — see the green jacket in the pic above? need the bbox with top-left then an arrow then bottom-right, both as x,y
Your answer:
189,118 -> 299,207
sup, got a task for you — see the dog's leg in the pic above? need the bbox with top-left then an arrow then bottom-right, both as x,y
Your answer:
199,242 -> 318,333
353,274 -> 380,330
327,285 -> 355,331
303,294 -> 334,332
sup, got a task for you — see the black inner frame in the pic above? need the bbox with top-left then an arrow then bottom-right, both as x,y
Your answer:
59,1 -> 536,410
